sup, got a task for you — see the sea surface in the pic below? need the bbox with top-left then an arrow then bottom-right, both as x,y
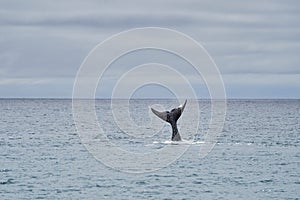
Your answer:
0,99 -> 299,199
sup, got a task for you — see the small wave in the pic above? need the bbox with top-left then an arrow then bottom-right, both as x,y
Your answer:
0,178 -> 14,185
153,140 -> 205,145
0,169 -> 12,173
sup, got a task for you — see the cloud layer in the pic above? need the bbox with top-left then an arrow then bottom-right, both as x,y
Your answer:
0,0 -> 299,98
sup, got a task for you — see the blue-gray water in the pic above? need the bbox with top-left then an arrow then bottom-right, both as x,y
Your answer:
1,99 -> 299,199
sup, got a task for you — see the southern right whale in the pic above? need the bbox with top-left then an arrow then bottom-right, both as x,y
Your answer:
151,100 -> 187,141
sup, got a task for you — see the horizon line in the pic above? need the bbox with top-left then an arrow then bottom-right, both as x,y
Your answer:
0,97 -> 299,100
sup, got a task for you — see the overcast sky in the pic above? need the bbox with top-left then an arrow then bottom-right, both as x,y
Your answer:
0,0 -> 299,98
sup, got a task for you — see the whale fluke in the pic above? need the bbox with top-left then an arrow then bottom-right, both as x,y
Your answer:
151,100 -> 187,141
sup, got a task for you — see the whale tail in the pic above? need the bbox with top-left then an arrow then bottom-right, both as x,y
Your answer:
151,100 -> 187,141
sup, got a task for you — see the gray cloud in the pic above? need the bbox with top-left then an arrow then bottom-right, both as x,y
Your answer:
1,4 -> 299,30
0,0 -> 299,98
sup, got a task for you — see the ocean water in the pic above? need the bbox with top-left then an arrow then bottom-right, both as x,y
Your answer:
0,99 -> 299,199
